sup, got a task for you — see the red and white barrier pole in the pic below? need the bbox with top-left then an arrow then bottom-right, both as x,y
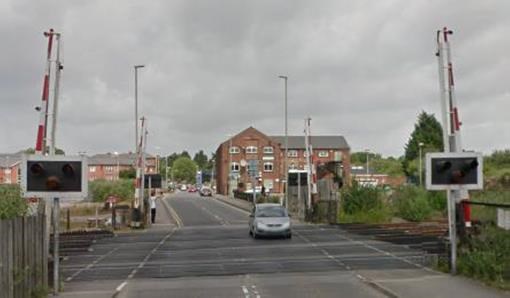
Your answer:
35,29 -> 55,155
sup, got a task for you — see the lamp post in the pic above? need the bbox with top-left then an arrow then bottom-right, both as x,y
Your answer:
419,142 -> 424,187
114,151 -> 119,180
278,75 -> 288,207
227,135 -> 233,198
134,65 -> 145,152
365,149 -> 370,175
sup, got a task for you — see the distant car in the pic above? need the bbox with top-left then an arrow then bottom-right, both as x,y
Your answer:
180,184 -> 187,191
188,187 -> 197,193
249,203 -> 291,239
199,187 -> 212,197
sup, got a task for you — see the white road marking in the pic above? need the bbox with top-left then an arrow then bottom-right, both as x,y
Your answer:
213,196 -> 251,215
241,285 -> 250,297
65,246 -> 120,282
116,281 -> 127,292
163,197 -> 184,228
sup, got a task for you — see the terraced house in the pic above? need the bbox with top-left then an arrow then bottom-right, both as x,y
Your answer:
215,127 -> 351,196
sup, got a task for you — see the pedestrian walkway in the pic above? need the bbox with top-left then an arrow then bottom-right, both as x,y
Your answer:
148,196 -> 176,230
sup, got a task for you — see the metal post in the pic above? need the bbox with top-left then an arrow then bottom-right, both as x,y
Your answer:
228,137 -> 233,197
279,76 -> 288,207
53,197 -> 60,295
304,118 -> 312,209
419,143 -> 424,187
297,171 -> 301,215
50,32 -> 62,156
165,156 -> 169,189
148,176 -> 152,226
252,176 -> 256,205
134,65 -> 145,153
366,150 -> 370,175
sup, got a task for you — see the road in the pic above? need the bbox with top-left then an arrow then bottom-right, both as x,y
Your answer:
60,192 -> 509,298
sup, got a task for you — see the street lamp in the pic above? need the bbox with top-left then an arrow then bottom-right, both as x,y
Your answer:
227,134 -> 233,198
113,152 -> 119,180
279,75 -> 288,208
134,65 -> 145,152
419,142 -> 424,187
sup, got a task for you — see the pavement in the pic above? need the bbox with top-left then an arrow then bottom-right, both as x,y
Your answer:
55,191 -> 509,298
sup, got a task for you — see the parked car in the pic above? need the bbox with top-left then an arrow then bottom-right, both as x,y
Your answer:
180,184 -> 187,191
199,187 -> 212,197
249,203 -> 291,239
188,186 -> 197,193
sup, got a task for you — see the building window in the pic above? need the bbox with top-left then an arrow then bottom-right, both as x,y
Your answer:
246,146 -> 258,154
288,150 -> 298,158
229,146 -> 240,154
289,163 -> 297,170
263,146 -> 273,154
105,166 -> 114,172
89,166 -> 96,173
231,162 -> 240,172
263,162 -> 273,172
318,151 -> 329,158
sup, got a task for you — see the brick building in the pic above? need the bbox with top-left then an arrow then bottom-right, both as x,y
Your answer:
0,153 -> 22,185
215,127 -> 350,195
88,153 -> 157,181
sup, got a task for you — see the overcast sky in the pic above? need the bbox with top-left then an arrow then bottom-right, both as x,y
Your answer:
1,0 -> 509,158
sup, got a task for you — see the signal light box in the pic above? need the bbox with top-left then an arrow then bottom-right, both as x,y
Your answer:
425,152 -> 483,190
21,155 -> 88,199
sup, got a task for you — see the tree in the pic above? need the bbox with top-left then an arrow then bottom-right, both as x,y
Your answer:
171,157 -> 197,183
119,167 -> 136,179
24,147 -> 65,155
193,150 -> 208,170
180,151 -> 191,159
402,111 -> 444,177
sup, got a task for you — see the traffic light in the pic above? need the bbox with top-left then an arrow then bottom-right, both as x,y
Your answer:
426,152 -> 483,190
22,155 -> 88,198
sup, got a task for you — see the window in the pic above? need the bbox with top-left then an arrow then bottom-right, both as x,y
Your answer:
263,146 -> 273,154
89,166 -> 96,173
231,162 -> 240,172
318,151 -> 329,158
288,150 -> 298,157
263,162 -> 273,172
105,166 -> 114,172
229,146 -> 240,154
289,163 -> 297,170
246,146 -> 258,154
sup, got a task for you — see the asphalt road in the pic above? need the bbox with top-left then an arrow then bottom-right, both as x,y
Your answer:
60,192 -> 508,298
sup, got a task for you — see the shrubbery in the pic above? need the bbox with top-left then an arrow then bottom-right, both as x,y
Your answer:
0,185 -> 27,219
338,182 -> 392,223
458,225 -> 510,288
391,186 -> 434,222
89,179 -> 134,203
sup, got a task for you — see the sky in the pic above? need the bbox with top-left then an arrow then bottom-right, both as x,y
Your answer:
1,0 -> 509,158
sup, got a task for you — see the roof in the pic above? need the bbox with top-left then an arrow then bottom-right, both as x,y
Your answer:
0,153 -> 23,167
88,153 -> 155,166
270,135 -> 350,150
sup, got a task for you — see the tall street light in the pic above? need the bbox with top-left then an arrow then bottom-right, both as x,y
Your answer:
365,149 -> 370,175
114,152 -> 119,180
134,65 -> 145,152
419,142 -> 424,187
227,134 -> 233,198
279,75 -> 288,208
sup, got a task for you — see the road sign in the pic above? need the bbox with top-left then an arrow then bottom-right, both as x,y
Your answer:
425,152 -> 483,190
144,174 -> 162,189
21,154 -> 88,199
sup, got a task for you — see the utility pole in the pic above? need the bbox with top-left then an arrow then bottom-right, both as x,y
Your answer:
278,76 -> 289,207
436,27 -> 468,274
134,65 -> 145,153
49,31 -> 62,156
304,117 -> 313,209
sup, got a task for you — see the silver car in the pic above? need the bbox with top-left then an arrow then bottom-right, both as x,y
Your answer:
249,203 -> 292,239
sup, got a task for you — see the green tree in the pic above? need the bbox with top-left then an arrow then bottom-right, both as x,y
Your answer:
24,147 -> 65,155
171,157 -> 198,183
193,150 -> 209,170
119,167 -> 136,179
402,111 -> 444,178
180,151 -> 191,159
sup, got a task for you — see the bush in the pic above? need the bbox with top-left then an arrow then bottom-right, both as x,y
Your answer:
391,185 -> 433,222
458,225 -> 510,288
342,182 -> 384,214
428,190 -> 447,212
338,182 -> 392,223
89,179 -> 134,203
0,185 -> 27,219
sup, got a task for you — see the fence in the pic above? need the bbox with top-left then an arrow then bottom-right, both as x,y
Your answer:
0,213 -> 48,298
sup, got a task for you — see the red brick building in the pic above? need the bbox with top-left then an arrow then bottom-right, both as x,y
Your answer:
88,153 -> 157,181
215,127 -> 351,195
0,153 -> 22,185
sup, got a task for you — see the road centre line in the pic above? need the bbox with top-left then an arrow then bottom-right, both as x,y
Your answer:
213,196 -> 251,215
163,196 -> 184,228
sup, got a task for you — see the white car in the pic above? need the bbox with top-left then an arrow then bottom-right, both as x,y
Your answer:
249,204 -> 292,239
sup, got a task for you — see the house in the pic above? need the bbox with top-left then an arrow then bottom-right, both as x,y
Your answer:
0,153 -> 22,185
88,153 -> 158,181
215,127 -> 351,196
351,166 -> 405,187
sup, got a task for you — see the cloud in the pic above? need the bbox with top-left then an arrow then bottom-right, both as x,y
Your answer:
1,0 -> 509,158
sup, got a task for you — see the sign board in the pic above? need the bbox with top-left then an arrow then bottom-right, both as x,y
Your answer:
21,154 -> 88,199
144,174 -> 162,188
425,152 -> 483,190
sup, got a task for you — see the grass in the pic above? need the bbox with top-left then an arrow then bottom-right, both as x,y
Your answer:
337,206 -> 393,224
